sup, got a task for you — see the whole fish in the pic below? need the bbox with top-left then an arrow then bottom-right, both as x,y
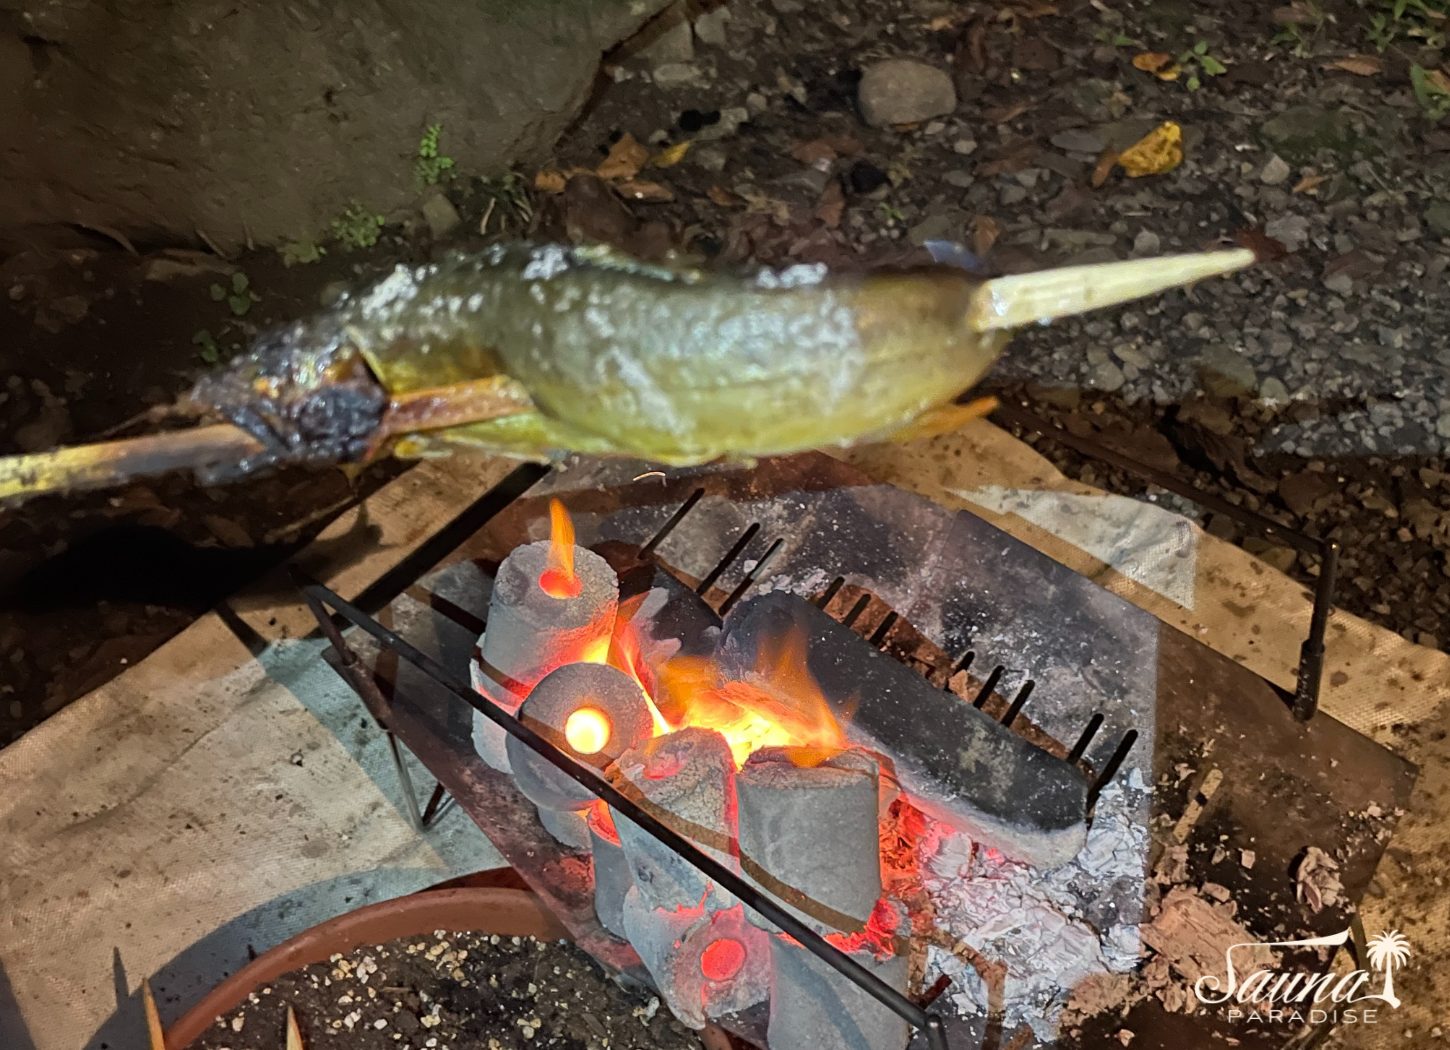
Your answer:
0,241 -> 1254,502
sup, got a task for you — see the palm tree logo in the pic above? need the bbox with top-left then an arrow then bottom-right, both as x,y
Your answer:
1365,930 -> 1411,1007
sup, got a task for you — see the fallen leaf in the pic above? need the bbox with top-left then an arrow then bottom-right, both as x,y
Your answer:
977,140 -> 1041,176
1133,52 -> 1174,72
651,141 -> 692,168
792,139 -> 839,166
1292,172 -> 1328,194
821,134 -> 865,156
815,180 -> 844,227
1429,68 -> 1450,93
615,179 -> 674,202
534,170 -> 568,193
597,133 -> 649,180
970,215 -> 1002,258
1117,121 -> 1184,178
1325,55 -> 1383,76
926,13 -> 963,30
1234,227 -> 1289,262
984,102 -> 1033,124
1273,2 -> 1321,24
707,185 -> 742,207
1091,148 -> 1120,188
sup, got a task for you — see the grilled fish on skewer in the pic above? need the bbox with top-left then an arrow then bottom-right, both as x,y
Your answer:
0,242 -> 1255,504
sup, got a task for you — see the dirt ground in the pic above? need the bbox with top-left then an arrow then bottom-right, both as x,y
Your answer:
4,0 -> 1450,1043
187,930 -> 704,1050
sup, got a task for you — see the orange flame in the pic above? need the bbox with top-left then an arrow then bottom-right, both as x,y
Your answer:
651,627 -> 846,768
538,498 -> 582,599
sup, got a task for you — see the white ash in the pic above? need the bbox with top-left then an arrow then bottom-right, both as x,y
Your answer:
759,567 -> 833,600
923,779 -> 1149,1039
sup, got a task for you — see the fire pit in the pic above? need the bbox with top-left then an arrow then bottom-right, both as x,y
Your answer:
303,449 -> 1414,1049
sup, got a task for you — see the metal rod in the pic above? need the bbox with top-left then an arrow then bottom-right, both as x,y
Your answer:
387,733 -> 426,832
718,537 -> 784,615
1087,729 -> 1139,809
293,571 -> 949,1046
1000,680 -> 1034,726
695,523 -> 760,595
1293,541 -> 1339,721
869,611 -> 899,647
1066,714 -> 1104,765
815,575 -> 846,609
972,665 -> 1004,709
840,593 -> 872,629
639,488 -> 705,560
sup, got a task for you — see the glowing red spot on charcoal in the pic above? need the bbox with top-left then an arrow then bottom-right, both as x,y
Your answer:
699,938 -> 746,982
586,799 -> 620,846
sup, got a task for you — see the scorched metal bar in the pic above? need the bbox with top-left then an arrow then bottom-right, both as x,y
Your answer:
292,569 -> 956,1050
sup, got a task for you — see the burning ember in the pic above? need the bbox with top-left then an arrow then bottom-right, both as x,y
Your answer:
564,706 -> 612,755
539,498 -> 584,600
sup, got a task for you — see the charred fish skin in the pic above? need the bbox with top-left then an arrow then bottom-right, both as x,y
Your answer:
341,243 -> 1007,464
189,310 -> 388,479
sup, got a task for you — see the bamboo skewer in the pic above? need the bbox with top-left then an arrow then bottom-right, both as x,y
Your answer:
0,424 -> 265,504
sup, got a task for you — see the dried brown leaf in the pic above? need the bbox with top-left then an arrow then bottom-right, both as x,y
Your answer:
1133,52 -> 1174,73
1091,149 -> 1119,188
1292,172 -> 1328,194
1234,227 -> 1289,262
792,139 -> 839,166
615,179 -> 674,202
984,102 -> 1033,124
707,185 -> 741,207
1325,55 -> 1383,76
534,170 -> 568,193
815,180 -> 844,228
597,133 -> 649,180
970,215 -> 1002,258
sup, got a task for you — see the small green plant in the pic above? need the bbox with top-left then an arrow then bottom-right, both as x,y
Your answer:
1178,41 -> 1228,90
1412,63 -> 1450,118
331,202 -> 385,250
1094,27 -> 1141,47
876,202 -> 905,224
414,123 -> 456,187
210,272 -> 255,316
280,239 -> 325,267
1356,0 -> 1447,51
192,329 -> 220,364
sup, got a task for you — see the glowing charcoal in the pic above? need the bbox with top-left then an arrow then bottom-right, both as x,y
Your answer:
736,747 -> 883,936
508,662 -> 654,815
470,505 -> 618,772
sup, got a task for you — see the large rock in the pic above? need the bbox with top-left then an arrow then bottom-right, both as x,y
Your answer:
0,0 -> 674,251
857,59 -> 956,128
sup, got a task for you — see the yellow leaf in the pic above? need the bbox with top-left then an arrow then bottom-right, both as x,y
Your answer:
533,170 -> 567,193
1154,63 -> 1182,81
652,141 -> 691,168
1292,172 -> 1328,194
597,133 -> 649,180
1325,55 -> 1383,76
1133,52 -> 1173,72
1117,121 -> 1184,178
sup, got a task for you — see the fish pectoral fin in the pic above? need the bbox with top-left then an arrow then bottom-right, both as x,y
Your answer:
882,396 -> 999,444
369,375 -> 536,459
391,412 -> 616,462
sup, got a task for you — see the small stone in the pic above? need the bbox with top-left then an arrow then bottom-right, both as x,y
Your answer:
924,120 -> 946,135
640,16 -> 693,66
1324,270 -> 1354,296
943,170 -> 974,188
1258,546 -> 1298,573
857,59 -> 956,128
1000,184 -> 1028,206
1050,128 -> 1106,154
1258,377 -> 1290,404
1118,1031 -> 1135,1047
1240,850 -> 1256,869
421,194 -> 460,239
694,105 -> 749,142
691,146 -> 727,172
1426,201 -> 1450,237
1132,229 -> 1160,256
952,138 -> 978,155
651,62 -> 702,89
1260,154 -> 1291,186
745,92 -> 769,116
694,6 -> 731,47
1264,214 -> 1310,252
1089,360 -> 1126,392
1437,413 -> 1450,439
1196,346 -> 1257,399
1113,344 -> 1151,369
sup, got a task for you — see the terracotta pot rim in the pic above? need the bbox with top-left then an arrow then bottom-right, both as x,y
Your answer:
164,881 -> 570,1050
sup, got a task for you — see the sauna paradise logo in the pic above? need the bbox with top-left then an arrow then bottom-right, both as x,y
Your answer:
1194,928 -> 1411,1024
